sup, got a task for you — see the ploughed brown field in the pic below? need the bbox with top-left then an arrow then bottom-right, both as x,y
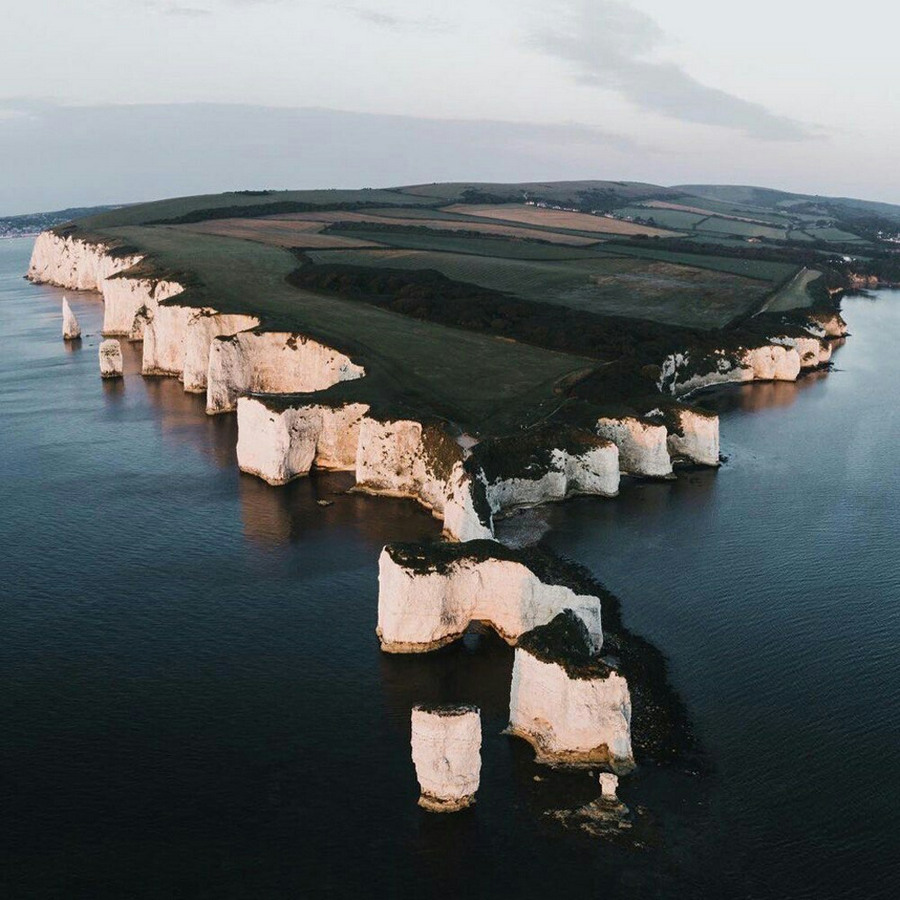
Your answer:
176,218 -> 386,249
442,203 -> 683,237
264,210 -> 604,246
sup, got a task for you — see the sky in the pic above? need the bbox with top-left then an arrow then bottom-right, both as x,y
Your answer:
1,0 -> 897,214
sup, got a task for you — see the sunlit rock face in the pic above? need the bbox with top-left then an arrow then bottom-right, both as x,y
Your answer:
411,705 -> 482,812
27,231 -> 140,292
595,417 -> 672,477
770,334 -> 832,369
98,339 -> 123,379
206,331 -> 365,414
805,310 -> 848,338
142,304 -> 192,377
182,311 -> 260,393
507,611 -> 633,772
61,298 -> 81,340
377,542 -> 603,654
354,418 -> 460,517
101,276 -> 184,337
665,407 -> 720,467
743,344 -> 801,382
659,341 -> 803,397
442,464 -> 494,542
236,397 -> 368,485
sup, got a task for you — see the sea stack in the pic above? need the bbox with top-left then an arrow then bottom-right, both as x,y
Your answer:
598,773 -> 619,800
61,297 -> 81,340
507,611 -> 634,772
99,339 -> 123,379
411,704 -> 482,812
377,541 -> 603,654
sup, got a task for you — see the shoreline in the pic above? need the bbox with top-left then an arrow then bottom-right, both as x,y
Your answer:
22,227 -> 850,782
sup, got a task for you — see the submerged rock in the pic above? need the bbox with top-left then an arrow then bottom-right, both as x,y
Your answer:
508,611 -> 634,772
377,540 -> 603,654
99,339 -> 123,379
61,297 -> 81,340
411,704 -> 481,812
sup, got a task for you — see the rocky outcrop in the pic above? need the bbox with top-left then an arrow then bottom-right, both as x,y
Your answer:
744,344 -> 801,382
27,230 -> 141,292
354,418 -> 461,516
804,310 -> 848,339
183,311 -> 260,393
663,406 -> 720,467
769,334 -> 832,369
206,331 -> 365,414
659,342 -> 802,397
507,611 -> 634,772
99,339 -> 123,379
440,428 -> 620,540
411,705 -> 481,812
377,541 -> 603,654
101,275 -> 184,337
595,416 -> 672,477
142,304 -> 192,377
236,400 -> 618,539
61,298 -> 81,340
598,773 -> 619,800
236,397 -> 368,484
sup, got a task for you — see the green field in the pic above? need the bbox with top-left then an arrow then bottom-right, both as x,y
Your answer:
101,225 -> 594,431
53,178 -> 889,434
304,246 -> 774,328
765,267 -> 823,312
612,206 -> 709,230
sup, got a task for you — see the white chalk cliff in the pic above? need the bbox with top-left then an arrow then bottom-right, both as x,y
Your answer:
101,275 -> 184,337
411,705 -> 482,812
507,613 -> 634,772
236,397 -> 368,485
61,298 -> 81,340
207,331 -> 365,414
659,342 -> 802,397
27,231 -> 141,292
377,542 -> 603,653
664,407 -> 720,467
595,417 -> 672,477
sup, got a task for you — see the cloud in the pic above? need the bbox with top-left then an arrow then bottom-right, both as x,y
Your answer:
533,0 -> 817,141
142,1 -> 213,15
341,4 -> 448,32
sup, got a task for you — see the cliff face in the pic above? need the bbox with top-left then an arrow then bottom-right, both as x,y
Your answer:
666,407 -> 720,467
27,231 -> 141,292
183,311 -> 260,393
142,304 -> 192,377
207,332 -> 365,414
411,706 -> 481,812
236,397 -> 368,485
101,276 -> 184,337
377,544 -> 603,653
508,647 -> 633,772
659,343 -> 802,397
595,417 -> 672,477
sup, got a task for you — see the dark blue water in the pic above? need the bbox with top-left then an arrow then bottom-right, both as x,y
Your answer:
2,235 -> 898,899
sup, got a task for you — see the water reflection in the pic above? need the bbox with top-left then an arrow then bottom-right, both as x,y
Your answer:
238,470 -> 442,546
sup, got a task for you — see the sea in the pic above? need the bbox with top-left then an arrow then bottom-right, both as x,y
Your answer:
2,236 -> 898,899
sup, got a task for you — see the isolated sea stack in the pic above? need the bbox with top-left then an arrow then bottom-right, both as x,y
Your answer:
411,705 -> 482,812
508,610 -> 634,772
61,297 -> 81,340
99,339 -> 123,379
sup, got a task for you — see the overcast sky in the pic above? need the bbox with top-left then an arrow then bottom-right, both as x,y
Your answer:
1,0 -> 897,214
